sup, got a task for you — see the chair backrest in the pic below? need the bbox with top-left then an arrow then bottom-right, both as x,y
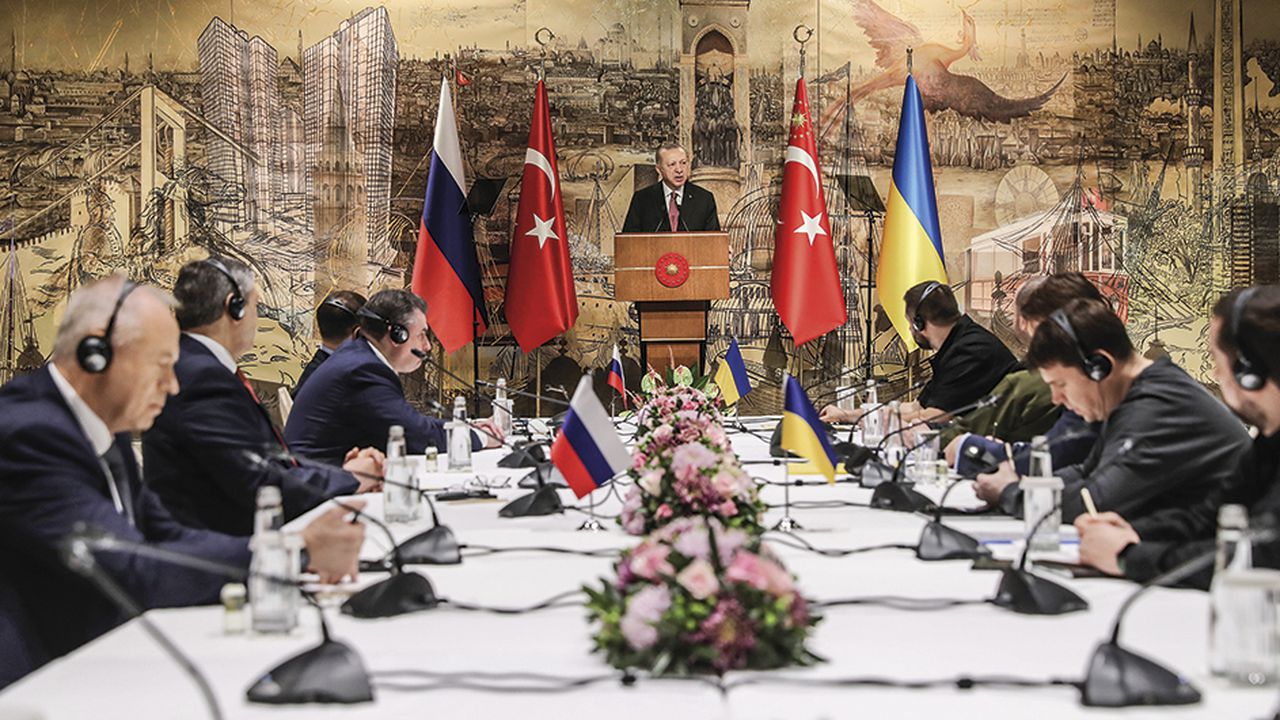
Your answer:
277,386 -> 293,424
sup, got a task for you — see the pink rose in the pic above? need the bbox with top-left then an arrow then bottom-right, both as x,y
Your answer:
638,469 -> 664,496
677,559 -> 720,600
759,557 -> 795,595
718,499 -> 738,517
620,585 -> 671,650
655,503 -> 673,521
629,541 -> 674,580
671,443 -> 719,483
724,551 -> 769,591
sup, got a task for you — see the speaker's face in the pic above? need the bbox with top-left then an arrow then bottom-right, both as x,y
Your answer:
385,309 -> 431,374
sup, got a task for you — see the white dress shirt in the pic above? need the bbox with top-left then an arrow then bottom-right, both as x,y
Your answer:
185,332 -> 237,374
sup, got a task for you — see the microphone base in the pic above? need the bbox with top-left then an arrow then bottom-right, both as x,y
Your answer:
991,568 -> 1089,615
772,515 -> 803,532
915,521 -> 991,561
516,463 -> 567,489
1081,642 -> 1201,707
870,482 -> 937,513
577,517 -> 606,532
499,484 -> 564,518
246,639 -> 373,705
340,572 -> 440,619
395,525 -> 461,565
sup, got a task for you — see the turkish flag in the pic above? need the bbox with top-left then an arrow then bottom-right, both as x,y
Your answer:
504,80 -> 578,352
770,77 -> 846,346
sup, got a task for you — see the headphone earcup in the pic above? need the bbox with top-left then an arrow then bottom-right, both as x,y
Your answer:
1086,353 -> 1112,382
227,295 -> 246,321
77,336 -> 112,374
390,323 -> 409,345
1235,357 -> 1265,391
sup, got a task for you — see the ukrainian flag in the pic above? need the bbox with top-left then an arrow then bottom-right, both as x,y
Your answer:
878,74 -> 948,351
714,338 -> 752,406
781,374 -> 837,483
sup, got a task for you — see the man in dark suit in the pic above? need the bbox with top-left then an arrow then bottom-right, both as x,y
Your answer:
286,289 -> 504,466
293,289 -> 366,398
143,259 -> 382,537
0,275 -> 365,684
621,143 -> 720,233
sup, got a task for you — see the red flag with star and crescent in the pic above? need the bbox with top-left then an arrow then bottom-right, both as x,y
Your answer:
770,77 -> 846,346
505,79 -> 579,352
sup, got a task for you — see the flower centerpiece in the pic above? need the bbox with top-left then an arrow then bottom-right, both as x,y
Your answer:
585,517 -> 822,675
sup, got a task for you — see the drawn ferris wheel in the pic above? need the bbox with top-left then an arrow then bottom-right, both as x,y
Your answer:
994,165 -> 1059,227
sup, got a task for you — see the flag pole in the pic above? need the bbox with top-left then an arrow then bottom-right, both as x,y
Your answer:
791,24 -> 813,386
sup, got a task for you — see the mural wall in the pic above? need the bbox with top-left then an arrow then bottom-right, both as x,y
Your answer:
2,0 -> 1279,413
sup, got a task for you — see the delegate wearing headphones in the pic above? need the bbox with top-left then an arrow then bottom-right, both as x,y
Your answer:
974,297 -> 1251,525
285,288 -> 505,467
1073,285 -> 1280,588
903,280 -> 1021,416
292,290 -> 368,398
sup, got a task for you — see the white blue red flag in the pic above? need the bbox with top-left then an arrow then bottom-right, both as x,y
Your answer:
551,375 -> 630,498
412,77 -> 487,354
607,344 -> 626,407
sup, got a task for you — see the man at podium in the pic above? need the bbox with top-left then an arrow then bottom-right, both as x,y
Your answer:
622,142 -> 720,233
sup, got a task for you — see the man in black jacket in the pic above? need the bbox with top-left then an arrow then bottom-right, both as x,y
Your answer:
293,289 -> 366,397
0,275 -> 365,685
1076,286 -> 1280,588
143,259 -> 382,536
975,298 -> 1250,525
621,143 -> 720,233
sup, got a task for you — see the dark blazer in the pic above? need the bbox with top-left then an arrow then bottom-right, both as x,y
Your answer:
143,334 -> 357,536
621,181 -> 720,233
0,366 -> 251,679
0,574 -> 37,690
918,316 -> 1021,413
291,346 -> 332,398
285,338 -> 479,466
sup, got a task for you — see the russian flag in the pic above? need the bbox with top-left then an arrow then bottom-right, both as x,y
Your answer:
781,374 -> 837,483
412,77 -> 488,354
607,344 -> 626,408
551,376 -> 631,499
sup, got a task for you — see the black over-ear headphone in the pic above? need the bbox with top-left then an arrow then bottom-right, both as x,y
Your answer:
77,280 -> 138,374
357,307 -> 409,345
322,297 -> 357,318
912,281 -> 942,333
204,258 -> 246,321
1050,308 -> 1112,382
1230,288 -> 1267,391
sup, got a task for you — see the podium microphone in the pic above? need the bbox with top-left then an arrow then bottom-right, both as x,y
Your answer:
61,526 -> 374,708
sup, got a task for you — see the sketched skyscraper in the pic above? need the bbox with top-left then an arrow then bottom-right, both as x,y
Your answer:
304,6 -> 398,298
197,17 -> 282,231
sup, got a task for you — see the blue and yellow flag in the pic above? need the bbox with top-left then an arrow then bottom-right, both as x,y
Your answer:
781,374 -> 837,483
878,74 -> 948,351
714,338 -> 752,406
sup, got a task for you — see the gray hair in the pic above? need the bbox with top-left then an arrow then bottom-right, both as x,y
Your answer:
173,257 -> 256,330
52,274 -> 179,362
655,142 -> 687,165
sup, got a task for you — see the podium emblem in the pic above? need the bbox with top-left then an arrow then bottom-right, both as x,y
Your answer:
655,252 -> 690,288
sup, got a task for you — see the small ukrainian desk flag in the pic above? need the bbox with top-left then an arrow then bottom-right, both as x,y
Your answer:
714,338 -> 752,406
781,374 -> 837,483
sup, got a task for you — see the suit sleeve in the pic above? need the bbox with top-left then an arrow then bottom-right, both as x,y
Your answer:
352,364 -> 480,453
703,190 -> 720,231
170,367 -> 357,523
621,191 -> 644,233
0,427 -> 251,610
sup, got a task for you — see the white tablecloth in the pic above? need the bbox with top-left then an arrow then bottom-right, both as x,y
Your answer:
3,419 -> 1277,719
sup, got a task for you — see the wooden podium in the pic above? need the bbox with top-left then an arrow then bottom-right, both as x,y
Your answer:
614,232 -> 730,373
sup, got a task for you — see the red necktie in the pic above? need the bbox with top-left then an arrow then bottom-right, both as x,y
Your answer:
237,368 -> 296,464
668,190 -> 679,232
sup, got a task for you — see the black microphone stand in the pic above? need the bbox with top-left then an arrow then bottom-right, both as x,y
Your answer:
989,497 -> 1089,616
62,529 -> 375,707
914,477 -> 991,561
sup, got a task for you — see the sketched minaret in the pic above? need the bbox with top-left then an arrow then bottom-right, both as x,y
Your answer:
1182,13 -> 1205,216
197,17 -> 283,232
303,6 -> 398,297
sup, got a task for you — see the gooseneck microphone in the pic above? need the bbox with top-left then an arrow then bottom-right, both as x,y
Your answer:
61,525 -> 375,708
990,438 -> 1138,616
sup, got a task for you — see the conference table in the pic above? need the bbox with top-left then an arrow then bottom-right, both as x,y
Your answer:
2,416 -> 1278,719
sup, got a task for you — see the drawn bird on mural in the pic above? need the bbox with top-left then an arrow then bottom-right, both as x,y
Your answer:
819,0 -> 1065,139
